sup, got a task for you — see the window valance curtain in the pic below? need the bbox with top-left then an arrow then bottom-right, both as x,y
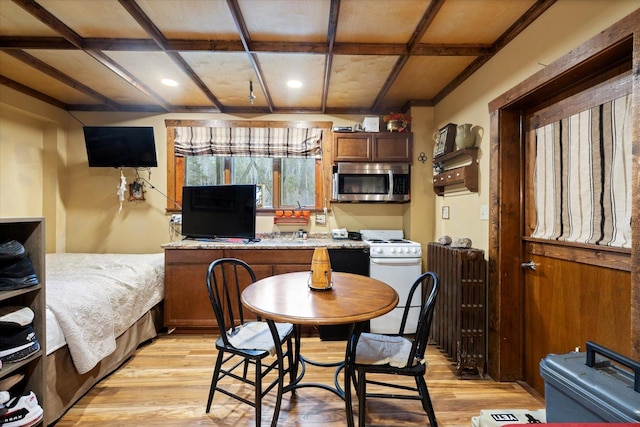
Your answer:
174,126 -> 323,159
532,93 -> 631,248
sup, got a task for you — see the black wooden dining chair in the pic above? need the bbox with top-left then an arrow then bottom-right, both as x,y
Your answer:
205,258 -> 295,427
345,271 -> 440,427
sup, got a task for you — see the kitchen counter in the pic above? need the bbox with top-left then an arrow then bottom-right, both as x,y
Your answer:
163,233 -> 370,332
162,233 -> 368,250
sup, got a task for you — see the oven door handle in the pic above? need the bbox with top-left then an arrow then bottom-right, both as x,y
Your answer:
371,258 -> 421,266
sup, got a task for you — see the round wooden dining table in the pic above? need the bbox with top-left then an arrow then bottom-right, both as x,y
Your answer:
241,271 -> 398,427
241,271 -> 399,326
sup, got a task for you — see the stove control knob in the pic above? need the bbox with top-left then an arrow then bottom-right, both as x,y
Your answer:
390,248 -> 396,254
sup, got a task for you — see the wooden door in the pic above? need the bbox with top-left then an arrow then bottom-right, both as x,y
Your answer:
520,75 -> 632,394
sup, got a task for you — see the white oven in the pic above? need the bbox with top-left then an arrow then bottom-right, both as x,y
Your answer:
361,230 -> 422,334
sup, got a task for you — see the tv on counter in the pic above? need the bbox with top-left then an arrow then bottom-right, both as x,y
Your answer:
84,126 -> 158,168
181,185 -> 257,240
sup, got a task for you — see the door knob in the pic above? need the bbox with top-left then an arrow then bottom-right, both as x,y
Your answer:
521,260 -> 540,270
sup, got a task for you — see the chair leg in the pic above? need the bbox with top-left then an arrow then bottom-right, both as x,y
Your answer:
206,351 -> 225,413
357,369 -> 367,426
255,359 -> 262,427
416,376 -> 438,427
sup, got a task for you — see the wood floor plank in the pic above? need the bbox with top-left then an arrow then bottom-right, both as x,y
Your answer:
55,334 -> 544,426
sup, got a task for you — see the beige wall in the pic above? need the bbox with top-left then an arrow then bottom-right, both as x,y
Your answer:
0,1 -> 637,255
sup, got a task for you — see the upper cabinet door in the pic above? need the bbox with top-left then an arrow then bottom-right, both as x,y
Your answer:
332,132 -> 412,163
333,134 -> 373,162
372,133 -> 412,162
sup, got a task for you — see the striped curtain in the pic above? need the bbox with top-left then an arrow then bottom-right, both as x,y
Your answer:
173,126 -> 323,159
532,94 -> 632,248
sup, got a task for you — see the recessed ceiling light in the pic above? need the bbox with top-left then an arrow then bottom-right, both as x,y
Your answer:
287,80 -> 303,88
161,78 -> 178,87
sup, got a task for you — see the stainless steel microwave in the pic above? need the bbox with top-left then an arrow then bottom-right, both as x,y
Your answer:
332,163 -> 410,202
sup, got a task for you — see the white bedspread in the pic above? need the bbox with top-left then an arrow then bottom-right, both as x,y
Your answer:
45,253 -> 164,374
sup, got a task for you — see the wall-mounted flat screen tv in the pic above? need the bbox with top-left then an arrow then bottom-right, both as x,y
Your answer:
181,185 -> 257,240
84,126 -> 158,167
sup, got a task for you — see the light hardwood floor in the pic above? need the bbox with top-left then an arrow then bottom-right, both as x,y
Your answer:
55,333 -> 544,426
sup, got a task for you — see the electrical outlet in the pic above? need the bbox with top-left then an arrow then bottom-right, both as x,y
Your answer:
170,214 -> 182,224
315,213 -> 326,225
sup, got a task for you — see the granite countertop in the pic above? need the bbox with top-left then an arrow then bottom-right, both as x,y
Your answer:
162,233 -> 368,250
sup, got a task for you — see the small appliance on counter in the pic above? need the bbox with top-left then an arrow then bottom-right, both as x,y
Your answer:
331,228 -> 348,239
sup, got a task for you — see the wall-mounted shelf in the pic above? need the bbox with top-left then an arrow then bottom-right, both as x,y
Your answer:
274,217 -> 309,225
433,147 -> 479,196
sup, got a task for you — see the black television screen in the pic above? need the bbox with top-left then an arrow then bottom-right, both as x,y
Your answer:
84,126 -> 158,167
181,185 -> 257,240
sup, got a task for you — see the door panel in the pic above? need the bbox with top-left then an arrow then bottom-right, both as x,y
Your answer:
523,252 -> 631,394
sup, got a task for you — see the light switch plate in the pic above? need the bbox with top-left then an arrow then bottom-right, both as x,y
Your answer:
442,206 -> 450,219
315,213 -> 326,225
480,205 -> 489,220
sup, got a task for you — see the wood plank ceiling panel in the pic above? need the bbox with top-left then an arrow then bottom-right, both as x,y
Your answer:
327,55 -> 399,108
0,52 -> 99,104
24,50 -> 155,105
420,0 -> 538,44
104,51 -> 213,106
336,0 -> 431,43
136,0 -> 239,40
180,51 -> 265,107
237,0 -> 330,43
37,0 -> 148,38
256,53 -> 326,109
380,55 -> 476,108
0,1 -> 59,36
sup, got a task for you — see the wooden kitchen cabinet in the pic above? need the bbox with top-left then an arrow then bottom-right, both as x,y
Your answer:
333,132 -> 412,163
164,248 -> 314,332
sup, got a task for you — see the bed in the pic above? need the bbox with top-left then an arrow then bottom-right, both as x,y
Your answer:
44,253 -> 165,425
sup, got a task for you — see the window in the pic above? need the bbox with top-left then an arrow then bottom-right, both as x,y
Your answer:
184,155 -> 317,208
165,119 -> 332,212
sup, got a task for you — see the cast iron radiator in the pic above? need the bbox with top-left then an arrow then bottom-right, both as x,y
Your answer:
427,242 -> 487,377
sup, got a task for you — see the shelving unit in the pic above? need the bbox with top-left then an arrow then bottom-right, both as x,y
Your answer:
273,217 -> 309,225
433,147 -> 479,196
0,217 -> 46,423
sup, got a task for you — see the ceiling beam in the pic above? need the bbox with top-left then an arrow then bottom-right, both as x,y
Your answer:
226,0 -> 274,112
3,49 -> 121,110
117,0 -> 223,112
370,0 -> 445,112
0,36 -> 490,57
432,0 -> 558,104
11,0 -> 83,48
0,75 -> 68,109
11,0 -> 174,112
321,0 -> 340,113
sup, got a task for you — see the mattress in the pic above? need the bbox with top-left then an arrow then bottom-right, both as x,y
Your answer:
45,253 -> 164,373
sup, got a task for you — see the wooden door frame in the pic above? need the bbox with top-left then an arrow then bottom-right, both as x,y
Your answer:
486,10 -> 640,381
